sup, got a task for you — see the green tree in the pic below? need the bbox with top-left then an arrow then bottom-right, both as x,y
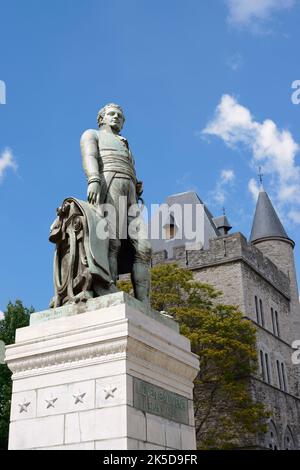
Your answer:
0,300 -> 33,450
118,263 -> 269,449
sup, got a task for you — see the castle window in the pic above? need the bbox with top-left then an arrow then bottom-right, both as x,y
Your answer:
255,297 -> 265,326
271,307 -> 280,337
276,360 -> 288,391
259,350 -> 272,384
271,308 -> 280,336
267,422 -> 280,450
163,214 -> 178,240
281,363 -> 287,392
255,296 -> 259,323
276,360 -> 282,390
265,353 -> 271,384
275,311 -> 280,337
164,223 -> 177,240
271,308 -> 275,334
259,299 -> 265,327
260,350 -> 266,381
284,427 -> 295,450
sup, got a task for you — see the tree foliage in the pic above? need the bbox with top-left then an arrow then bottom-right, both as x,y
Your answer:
0,300 -> 33,449
118,263 -> 269,449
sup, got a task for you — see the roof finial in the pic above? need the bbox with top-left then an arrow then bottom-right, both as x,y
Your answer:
222,206 -> 226,216
258,166 -> 264,189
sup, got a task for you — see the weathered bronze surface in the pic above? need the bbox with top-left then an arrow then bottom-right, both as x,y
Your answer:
49,104 -> 151,307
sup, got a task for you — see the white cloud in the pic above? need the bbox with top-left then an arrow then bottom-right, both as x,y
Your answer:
203,94 -> 300,223
221,169 -> 235,183
288,210 -> 300,224
211,169 -> 235,206
0,148 -> 17,182
225,0 -> 295,28
248,178 -> 260,201
203,95 -> 255,146
0,311 -> 4,320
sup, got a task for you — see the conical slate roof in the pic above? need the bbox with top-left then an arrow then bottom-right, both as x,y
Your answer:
213,215 -> 232,231
250,189 -> 290,243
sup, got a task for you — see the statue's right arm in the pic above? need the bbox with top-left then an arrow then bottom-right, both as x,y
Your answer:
80,129 -> 100,179
80,129 -> 101,205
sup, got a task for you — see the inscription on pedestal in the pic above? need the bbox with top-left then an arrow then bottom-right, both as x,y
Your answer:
133,378 -> 189,425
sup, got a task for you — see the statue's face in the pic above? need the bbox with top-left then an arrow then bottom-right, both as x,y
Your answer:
102,106 -> 124,132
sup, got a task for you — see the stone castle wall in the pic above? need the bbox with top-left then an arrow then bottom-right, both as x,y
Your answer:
254,239 -> 300,342
152,231 -> 300,449
152,232 -> 290,300
251,378 -> 300,449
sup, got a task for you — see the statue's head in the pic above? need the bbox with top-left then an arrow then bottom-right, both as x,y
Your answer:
97,103 -> 125,133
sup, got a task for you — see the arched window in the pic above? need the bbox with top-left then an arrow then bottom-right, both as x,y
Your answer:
281,363 -> 287,392
267,421 -> 280,450
284,427 -> 295,450
260,350 -> 266,381
275,311 -> 280,337
275,359 -> 288,391
259,299 -> 265,327
271,308 -> 275,333
163,213 -> 178,240
259,348 -> 272,384
255,296 -> 259,323
265,353 -> 271,384
276,360 -> 282,389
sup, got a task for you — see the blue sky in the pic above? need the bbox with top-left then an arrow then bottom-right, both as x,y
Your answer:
1,0 -> 300,312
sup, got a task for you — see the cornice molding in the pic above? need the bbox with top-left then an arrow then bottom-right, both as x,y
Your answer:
7,336 -> 198,383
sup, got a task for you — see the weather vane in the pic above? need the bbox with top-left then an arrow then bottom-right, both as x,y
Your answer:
258,166 -> 264,186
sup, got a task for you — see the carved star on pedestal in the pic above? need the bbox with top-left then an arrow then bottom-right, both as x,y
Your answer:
104,386 -> 117,400
73,392 -> 86,404
45,397 -> 58,409
18,399 -> 31,413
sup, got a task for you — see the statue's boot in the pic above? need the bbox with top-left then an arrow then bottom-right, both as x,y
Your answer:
131,262 -> 151,306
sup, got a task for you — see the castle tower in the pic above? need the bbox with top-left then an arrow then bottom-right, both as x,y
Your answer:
250,188 -> 300,340
151,188 -> 300,448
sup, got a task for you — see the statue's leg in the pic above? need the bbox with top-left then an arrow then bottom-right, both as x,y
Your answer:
131,258 -> 151,305
127,180 -> 152,305
131,226 -> 152,305
108,239 -> 121,284
105,177 -> 125,285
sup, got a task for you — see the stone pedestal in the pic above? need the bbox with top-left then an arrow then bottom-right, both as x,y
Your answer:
5,292 -> 199,450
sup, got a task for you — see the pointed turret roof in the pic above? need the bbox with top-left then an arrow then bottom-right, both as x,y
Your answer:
250,188 -> 292,244
213,215 -> 232,232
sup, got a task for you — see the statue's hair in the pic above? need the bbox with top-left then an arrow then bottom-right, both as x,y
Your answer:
97,103 -> 125,127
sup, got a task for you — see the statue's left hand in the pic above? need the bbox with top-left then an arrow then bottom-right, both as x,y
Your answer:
88,181 -> 101,205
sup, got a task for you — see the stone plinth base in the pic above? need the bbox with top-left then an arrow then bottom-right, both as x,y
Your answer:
5,292 -> 199,450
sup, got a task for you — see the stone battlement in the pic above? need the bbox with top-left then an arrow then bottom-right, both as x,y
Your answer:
152,232 -> 290,299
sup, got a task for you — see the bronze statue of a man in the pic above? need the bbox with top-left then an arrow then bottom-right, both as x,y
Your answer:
80,103 -> 152,304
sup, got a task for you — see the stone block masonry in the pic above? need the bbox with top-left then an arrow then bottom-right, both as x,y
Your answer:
153,232 -> 290,300
152,231 -> 300,449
